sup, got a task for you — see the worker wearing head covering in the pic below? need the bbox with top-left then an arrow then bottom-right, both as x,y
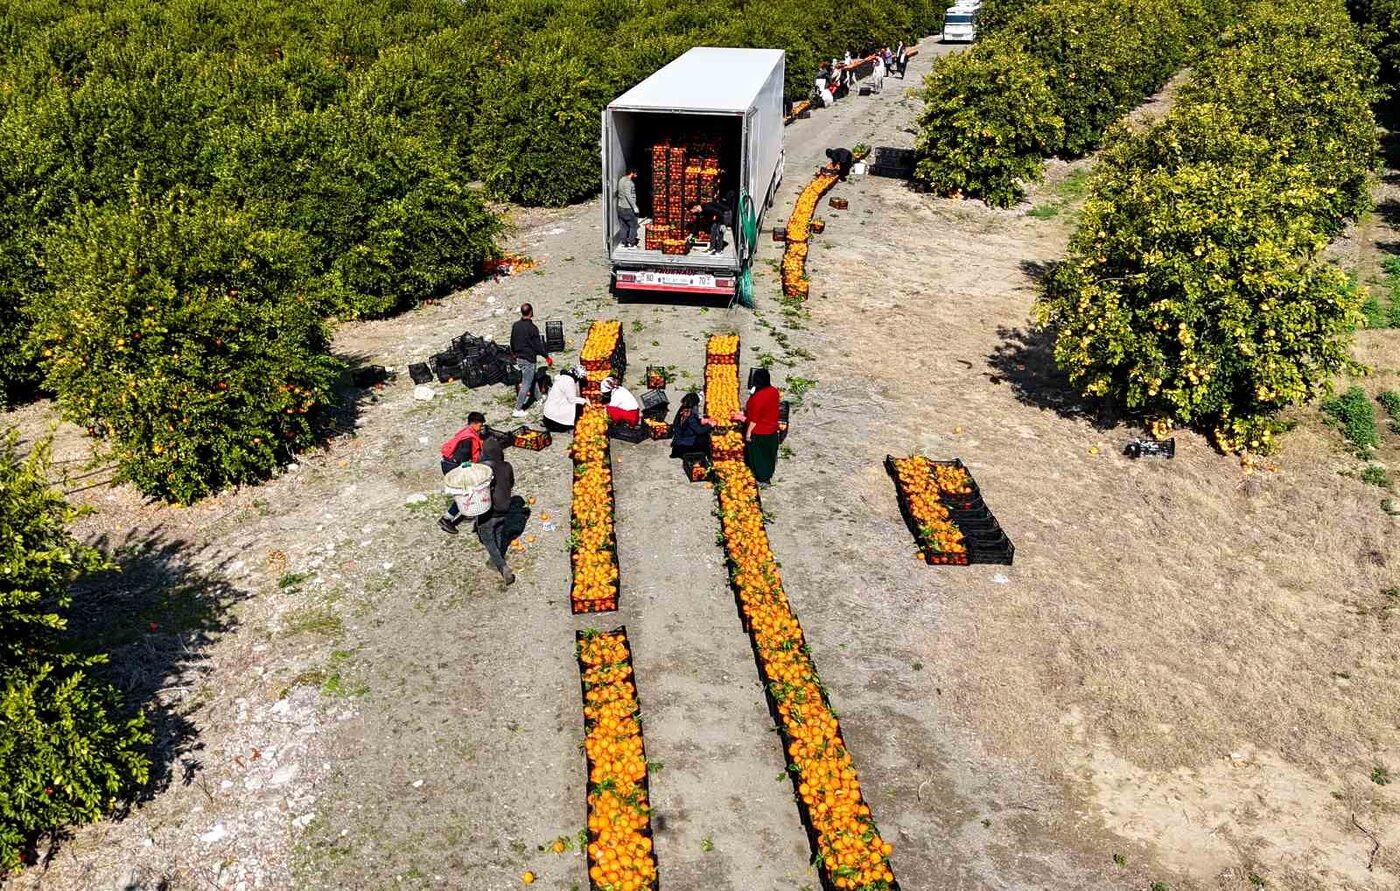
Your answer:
601,377 -> 641,426
741,368 -> 781,485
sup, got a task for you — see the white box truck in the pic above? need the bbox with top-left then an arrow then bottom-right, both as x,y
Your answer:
602,47 -> 785,300
941,1 -> 980,41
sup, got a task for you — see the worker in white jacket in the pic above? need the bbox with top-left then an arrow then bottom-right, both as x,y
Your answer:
616,167 -> 640,248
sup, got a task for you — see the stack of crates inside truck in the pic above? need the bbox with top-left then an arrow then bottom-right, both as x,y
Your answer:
603,47 -> 785,299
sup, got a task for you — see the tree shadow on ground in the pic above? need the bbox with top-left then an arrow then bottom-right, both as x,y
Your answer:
324,350 -> 394,442
988,324 -> 1120,429
24,533 -> 243,870
65,535 -> 245,801
1019,259 -> 1056,286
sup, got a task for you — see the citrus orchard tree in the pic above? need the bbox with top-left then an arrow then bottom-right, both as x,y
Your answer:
914,44 -> 1064,207
1038,0 -> 1378,452
30,189 -> 344,504
0,433 -> 150,873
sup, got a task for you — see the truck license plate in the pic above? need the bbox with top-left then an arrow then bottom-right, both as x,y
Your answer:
638,271 -> 713,288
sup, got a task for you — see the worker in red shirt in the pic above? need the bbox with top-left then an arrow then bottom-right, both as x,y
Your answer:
438,411 -> 485,534
741,368 -> 781,484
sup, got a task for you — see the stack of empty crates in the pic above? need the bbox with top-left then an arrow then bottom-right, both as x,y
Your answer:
646,134 -> 721,255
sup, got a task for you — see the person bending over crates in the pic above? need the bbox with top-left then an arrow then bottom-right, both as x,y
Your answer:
601,377 -> 641,426
543,366 -> 588,433
690,189 -> 735,255
472,438 -> 517,586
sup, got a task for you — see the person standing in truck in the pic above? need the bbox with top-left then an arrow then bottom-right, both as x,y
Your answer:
616,167 -> 640,248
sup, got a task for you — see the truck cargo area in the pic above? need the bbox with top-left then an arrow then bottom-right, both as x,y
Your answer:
607,111 -> 742,257
602,47 -> 785,300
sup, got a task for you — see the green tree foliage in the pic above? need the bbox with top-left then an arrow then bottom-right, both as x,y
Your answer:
0,433 -> 150,873
1037,0 -> 1378,453
914,45 -> 1064,207
1348,0 -> 1400,81
30,188 -> 345,504
914,0 -> 1242,205
0,0 -> 931,496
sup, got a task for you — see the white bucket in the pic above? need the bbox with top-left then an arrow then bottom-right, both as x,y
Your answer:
443,463 -> 494,518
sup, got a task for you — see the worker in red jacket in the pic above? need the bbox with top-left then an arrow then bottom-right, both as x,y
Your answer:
741,368 -> 781,485
438,411 -> 485,534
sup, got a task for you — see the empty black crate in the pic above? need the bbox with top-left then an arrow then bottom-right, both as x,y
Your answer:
453,333 -> 484,356
869,147 -> 918,180
545,320 -> 566,352
640,389 -> 669,420
462,364 -> 492,389
408,362 -> 433,385
609,422 -> 648,443
436,360 -> 463,383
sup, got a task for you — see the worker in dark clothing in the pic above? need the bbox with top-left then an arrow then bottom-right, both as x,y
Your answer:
474,437 -> 516,585
826,147 -> 855,180
509,302 -> 552,418
690,190 -> 734,255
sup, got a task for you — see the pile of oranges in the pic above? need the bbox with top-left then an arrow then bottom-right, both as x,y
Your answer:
705,333 -> 739,365
930,462 -> 974,501
709,457 -> 897,891
781,169 -> 839,299
577,630 -> 658,891
642,418 -> 671,440
569,406 -> 619,613
891,457 -> 968,564
704,335 -> 742,423
513,428 -> 552,451
581,320 -> 623,371
710,429 -> 744,462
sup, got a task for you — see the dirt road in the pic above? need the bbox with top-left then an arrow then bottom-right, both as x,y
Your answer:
6,34 -> 1400,891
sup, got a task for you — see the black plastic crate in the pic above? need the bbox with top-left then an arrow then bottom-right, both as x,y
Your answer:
435,360 -> 463,383
682,452 -> 711,482
429,349 -> 460,373
482,426 -> 515,449
461,364 -> 492,389
640,389 -> 669,416
545,320 -> 565,353
968,542 -> 1015,565
350,365 -> 389,388
408,362 -> 433,385
928,458 -> 982,510
1124,437 -> 1176,459
609,422 -> 648,444
453,333 -> 484,356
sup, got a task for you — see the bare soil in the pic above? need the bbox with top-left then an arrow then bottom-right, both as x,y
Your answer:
4,39 -> 1399,891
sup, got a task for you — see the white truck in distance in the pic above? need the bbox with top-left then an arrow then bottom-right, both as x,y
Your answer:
941,0 -> 980,41
601,47 -> 785,300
